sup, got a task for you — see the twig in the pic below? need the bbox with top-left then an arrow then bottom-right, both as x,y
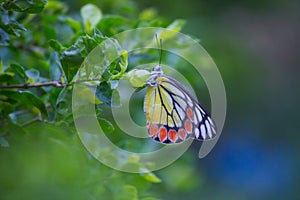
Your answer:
0,81 -> 65,89
0,78 -> 101,89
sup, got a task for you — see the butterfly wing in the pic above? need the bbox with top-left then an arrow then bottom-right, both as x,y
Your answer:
144,75 -> 217,144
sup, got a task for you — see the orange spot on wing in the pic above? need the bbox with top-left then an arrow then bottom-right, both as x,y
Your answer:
149,124 -> 158,137
185,120 -> 192,133
187,107 -> 194,121
168,129 -> 177,143
159,127 -> 167,142
178,129 -> 187,140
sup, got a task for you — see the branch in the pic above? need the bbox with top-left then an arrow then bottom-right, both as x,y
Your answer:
0,81 -> 65,89
0,78 -> 101,89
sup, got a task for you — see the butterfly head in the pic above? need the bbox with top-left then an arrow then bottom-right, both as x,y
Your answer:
146,65 -> 163,86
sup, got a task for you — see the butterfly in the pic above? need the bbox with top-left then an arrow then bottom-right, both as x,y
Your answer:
144,64 -> 217,144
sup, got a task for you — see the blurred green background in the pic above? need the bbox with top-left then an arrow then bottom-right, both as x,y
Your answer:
143,0 -> 300,199
1,0 -> 299,199
142,0 -> 300,199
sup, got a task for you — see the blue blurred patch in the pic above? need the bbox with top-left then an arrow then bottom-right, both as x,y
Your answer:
204,132 -> 295,198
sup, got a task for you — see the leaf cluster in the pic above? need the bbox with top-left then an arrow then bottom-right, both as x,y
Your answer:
0,1 -> 198,199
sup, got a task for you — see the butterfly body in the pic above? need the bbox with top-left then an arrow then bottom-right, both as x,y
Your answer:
144,65 -> 217,144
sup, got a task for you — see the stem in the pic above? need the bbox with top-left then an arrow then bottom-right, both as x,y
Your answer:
0,78 -> 100,89
0,81 -> 65,89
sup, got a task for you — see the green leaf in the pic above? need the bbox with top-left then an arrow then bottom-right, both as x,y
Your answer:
166,19 -> 186,32
124,69 -> 150,87
56,87 -> 72,116
139,8 -> 157,21
0,73 -> 14,84
97,15 -> 130,36
0,101 -> 14,117
95,82 -> 113,106
159,19 -> 186,40
43,24 -> 56,40
3,0 -> 47,13
114,185 -> 138,200
111,88 -> 120,107
98,118 -> 114,134
142,172 -> 162,183
80,4 -> 102,34
0,28 -> 10,46
8,64 -> 27,83
60,46 -> 84,82
8,20 -> 26,37
49,52 -> 63,81
10,64 -> 26,78
109,80 -> 119,89
25,69 -> 40,84
111,50 -> 128,80
64,17 -> 82,33
20,91 -> 48,119
81,34 -> 105,54
0,90 -> 48,119
95,81 -> 120,107
0,4 -> 27,44
48,39 -> 65,52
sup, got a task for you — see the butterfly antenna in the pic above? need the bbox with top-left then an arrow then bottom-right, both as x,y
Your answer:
159,38 -> 162,66
155,34 -> 163,66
